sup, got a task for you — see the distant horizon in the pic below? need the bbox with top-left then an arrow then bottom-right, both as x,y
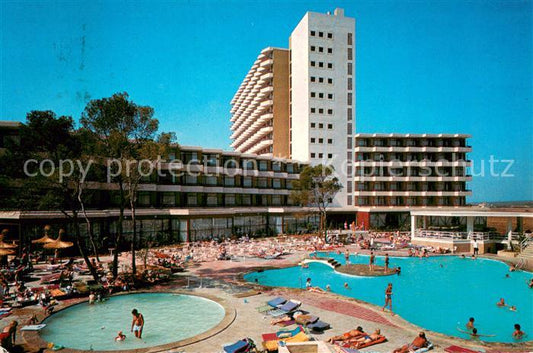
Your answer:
1,0 -> 531,203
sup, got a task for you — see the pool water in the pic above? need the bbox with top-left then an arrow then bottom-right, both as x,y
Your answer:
40,292 -> 225,351
245,253 -> 533,343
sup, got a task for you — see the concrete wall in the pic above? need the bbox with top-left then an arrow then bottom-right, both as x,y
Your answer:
272,49 -> 290,158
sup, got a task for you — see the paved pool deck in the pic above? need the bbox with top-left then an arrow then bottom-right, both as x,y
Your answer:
9,247 -> 533,353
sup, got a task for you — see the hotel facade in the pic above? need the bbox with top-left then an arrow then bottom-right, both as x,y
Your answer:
0,121 -> 318,246
230,8 -> 473,228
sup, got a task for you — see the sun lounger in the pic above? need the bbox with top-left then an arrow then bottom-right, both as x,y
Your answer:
444,346 -> 479,353
262,332 -> 310,352
223,338 -> 256,353
269,300 -> 301,317
307,320 -> 330,332
262,325 -> 303,342
257,297 -> 287,313
267,297 -> 287,307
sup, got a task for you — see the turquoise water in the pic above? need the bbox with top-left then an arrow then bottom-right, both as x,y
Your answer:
244,253 -> 533,343
41,293 -> 225,351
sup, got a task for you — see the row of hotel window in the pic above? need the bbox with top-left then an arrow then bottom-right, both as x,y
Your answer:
169,153 -> 300,172
310,46 -> 353,60
158,175 -> 294,189
310,137 -> 334,144
311,122 -> 333,129
310,62 -> 354,75
353,182 -> 467,192
309,31 -> 354,46
353,197 -> 465,206
310,92 -> 334,100
310,152 -> 334,159
135,193 -> 293,207
356,139 -> 467,148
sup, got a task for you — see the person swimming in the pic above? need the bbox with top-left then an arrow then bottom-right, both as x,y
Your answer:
344,282 -> 350,289
115,331 -> 126,341
466,317 -> 475,330
497,298 -> 506,307
513,324 -> 525,340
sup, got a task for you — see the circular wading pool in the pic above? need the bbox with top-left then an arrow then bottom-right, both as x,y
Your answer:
40,292 -> 225,351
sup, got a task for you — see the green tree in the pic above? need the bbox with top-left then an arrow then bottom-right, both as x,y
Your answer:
81,92 -> 160,278
291,164 -> 342,242
0,111 -> 101,282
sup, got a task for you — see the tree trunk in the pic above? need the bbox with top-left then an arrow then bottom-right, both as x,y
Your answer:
78,185 -> 100,262
73,211 -> 100,283
113,185 -> 124,279
130,200 -> 136,279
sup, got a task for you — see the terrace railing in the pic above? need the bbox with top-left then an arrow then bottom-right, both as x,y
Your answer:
415,230 -> 511,241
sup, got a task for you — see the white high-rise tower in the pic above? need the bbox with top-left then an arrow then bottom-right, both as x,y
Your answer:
289,8 -> 355,207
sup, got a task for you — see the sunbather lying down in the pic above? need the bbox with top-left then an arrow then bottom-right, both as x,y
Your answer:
345,329 -> 383,348
270,311 -> 305,325
327,326 -> 364,343
393,332 -> 428,353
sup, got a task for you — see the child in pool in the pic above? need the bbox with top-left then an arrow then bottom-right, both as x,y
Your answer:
115,331 -> 126,341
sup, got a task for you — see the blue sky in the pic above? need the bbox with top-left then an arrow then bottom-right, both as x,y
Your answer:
1,0 -> 531,202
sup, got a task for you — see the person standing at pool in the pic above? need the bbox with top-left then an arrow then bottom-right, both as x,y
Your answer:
472,237 -> 479,256
382,283 -> 393,314
306,278 -> 312,290
131,309 -> 144,339
384,253 -> 390,273
369,252 -> 375,272
345,249 -> 350,265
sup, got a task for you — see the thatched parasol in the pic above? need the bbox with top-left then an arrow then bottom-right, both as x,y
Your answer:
44,229 -> 74,250
32,225 -> 55,244
0,229 -> 17,249
44,229 -> 74,259
0,248 -> 15,256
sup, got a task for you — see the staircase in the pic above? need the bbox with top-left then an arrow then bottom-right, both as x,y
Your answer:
326,258 -> 341,268
517,238 -> 533,270
302,257 -> 341,269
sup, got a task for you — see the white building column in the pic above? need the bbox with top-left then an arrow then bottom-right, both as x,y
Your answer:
506,218 -> 513,233
466,216 -> 474,234
411,215 -> 417,240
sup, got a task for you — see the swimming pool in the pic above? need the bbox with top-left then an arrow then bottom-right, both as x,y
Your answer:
40,292 -> 226,351
244,253 -> 533,343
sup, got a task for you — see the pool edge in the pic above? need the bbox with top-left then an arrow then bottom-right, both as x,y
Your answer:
22,289 -> 237,353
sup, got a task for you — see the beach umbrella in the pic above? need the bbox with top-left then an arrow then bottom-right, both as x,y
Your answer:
32,225 -> 55,244
0,229 -> 17,249
0,248 -> 15,256
44,229 -> 74,259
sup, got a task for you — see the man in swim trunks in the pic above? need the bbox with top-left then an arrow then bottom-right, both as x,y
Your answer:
392,331 -> 428,353
382,283 -> 393,314
384,253 -> 390,273
369,251 -> 375,272
351,328 -> 381,348
131,308 -> 144,338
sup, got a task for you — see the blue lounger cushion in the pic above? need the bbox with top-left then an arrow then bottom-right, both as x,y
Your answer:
267,297 -> 286,307
278,300 -> 300,312
223,339 -> 249,353
308,320 -> 330,331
